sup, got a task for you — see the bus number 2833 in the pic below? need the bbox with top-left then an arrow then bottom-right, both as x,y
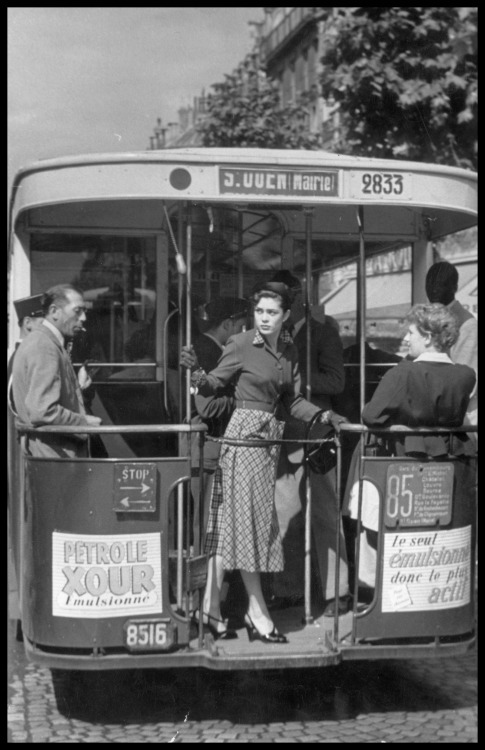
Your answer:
362,172 -> 404,195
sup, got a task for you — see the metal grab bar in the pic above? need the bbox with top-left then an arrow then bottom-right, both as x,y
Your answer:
15,423 -> 208,435
340,423 -> 478,434
16,422 -> 476,437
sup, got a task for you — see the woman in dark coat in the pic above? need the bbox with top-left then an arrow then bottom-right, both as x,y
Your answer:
181,283 -> 347,644
344,302 -> 476,588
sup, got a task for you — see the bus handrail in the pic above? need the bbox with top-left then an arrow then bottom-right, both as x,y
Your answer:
14,422 -> 476,441
14,423 -> 208,435
339,423 -> 478,435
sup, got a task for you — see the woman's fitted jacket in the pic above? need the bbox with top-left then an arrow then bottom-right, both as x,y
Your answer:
197,328 -> 321,424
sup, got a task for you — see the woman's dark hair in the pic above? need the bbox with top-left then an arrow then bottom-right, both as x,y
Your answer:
251,282 -> 292,312
406,303 -> 459,352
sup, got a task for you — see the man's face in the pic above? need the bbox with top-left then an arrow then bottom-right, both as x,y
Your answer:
52,290 -> 87,339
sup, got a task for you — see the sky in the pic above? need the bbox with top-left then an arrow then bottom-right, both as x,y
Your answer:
7,7 -> 264,192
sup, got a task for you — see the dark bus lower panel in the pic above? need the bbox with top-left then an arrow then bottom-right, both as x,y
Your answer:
22,616 -> 476,672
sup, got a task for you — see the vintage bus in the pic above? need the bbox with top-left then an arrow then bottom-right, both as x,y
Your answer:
7,148 -> 477,671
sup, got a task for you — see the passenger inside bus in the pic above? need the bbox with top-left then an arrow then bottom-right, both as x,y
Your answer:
185,296 -> 249,636
267,271 -> 352,617
180,282 -> 349,645
8,294 -> 45,376
343,303 -> 476,594
8,295 -> 46,517
11,284 -> 102,458
425,260 -> 478,443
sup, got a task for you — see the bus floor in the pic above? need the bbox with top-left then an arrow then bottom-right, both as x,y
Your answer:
187,605 -> 354,667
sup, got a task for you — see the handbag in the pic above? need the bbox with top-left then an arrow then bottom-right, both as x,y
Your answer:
305,411 -> 337,475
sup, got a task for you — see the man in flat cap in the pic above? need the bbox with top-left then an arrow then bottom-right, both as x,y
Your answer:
11,284 -> 101,458
191,295 -> 249,508
187,296 -> 248,621
8,294 -> 47,549
8,293 -> 46,424
8,294 -> 45,368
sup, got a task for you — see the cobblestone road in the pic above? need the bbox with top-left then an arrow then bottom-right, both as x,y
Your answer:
8,618 -> 477,743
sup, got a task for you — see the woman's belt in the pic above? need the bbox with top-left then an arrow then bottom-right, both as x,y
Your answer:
235,400 -> 275,413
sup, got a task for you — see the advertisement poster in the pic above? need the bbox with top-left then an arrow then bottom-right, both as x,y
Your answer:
382,526 -> 471,612
52,531 -> 162,618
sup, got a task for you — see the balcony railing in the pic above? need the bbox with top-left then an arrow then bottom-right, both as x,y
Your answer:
261,8 -> 317,59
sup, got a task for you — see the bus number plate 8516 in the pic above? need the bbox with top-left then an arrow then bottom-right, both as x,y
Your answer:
123,619 -> 174,651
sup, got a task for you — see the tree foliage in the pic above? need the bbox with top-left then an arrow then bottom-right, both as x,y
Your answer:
319,7 -> 477,169
198,65 -> 321,150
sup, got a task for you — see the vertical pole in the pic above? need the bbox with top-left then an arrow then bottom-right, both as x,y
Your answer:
122,237 -> 129,356
185,207 -> 192,425
412,236 -> 434,304
177,482 -> 184,610
155,233 -> 168,382
205,238 -> 211,302
356,207 -> 366,418
303,207 -> 314,625
333,429 -> 342,644
177,203 -> 185,426
237,211 -> 244,299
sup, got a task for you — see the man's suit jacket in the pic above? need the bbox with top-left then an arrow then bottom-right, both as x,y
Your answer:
185,333 -> 235,469
11,323 -> 88,457
283,318 -> 345,461
448,299 -> 477,430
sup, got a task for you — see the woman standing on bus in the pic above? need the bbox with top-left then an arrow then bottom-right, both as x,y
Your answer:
181,282 -> 347,644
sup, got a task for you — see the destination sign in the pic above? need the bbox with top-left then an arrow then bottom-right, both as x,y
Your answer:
219,167 -> 339,197
384,463 -> 454,528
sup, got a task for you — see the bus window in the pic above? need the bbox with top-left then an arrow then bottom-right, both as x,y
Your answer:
321,246 -> 412,357
30,233 -> 158,376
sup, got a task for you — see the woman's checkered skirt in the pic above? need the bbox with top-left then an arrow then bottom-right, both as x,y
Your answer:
204,408 -> 285,572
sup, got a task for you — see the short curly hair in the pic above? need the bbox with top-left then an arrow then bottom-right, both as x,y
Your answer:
406,303 -> 459,352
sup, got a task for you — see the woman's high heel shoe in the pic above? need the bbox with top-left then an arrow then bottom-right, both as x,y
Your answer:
193,609 -> 238,640
244,614 -> 288,644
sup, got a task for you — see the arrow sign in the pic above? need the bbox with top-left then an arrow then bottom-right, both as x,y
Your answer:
120,496 -> 152,507
120,482 -> 151,494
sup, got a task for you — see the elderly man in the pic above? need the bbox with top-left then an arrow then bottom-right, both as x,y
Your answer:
11,284 -> 101,458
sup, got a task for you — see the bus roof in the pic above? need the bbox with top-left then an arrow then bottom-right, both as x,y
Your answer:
12,147 -> 478,183
10,149 -> 477,244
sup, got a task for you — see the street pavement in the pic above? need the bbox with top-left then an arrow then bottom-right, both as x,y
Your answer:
8,616 -> 477,743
